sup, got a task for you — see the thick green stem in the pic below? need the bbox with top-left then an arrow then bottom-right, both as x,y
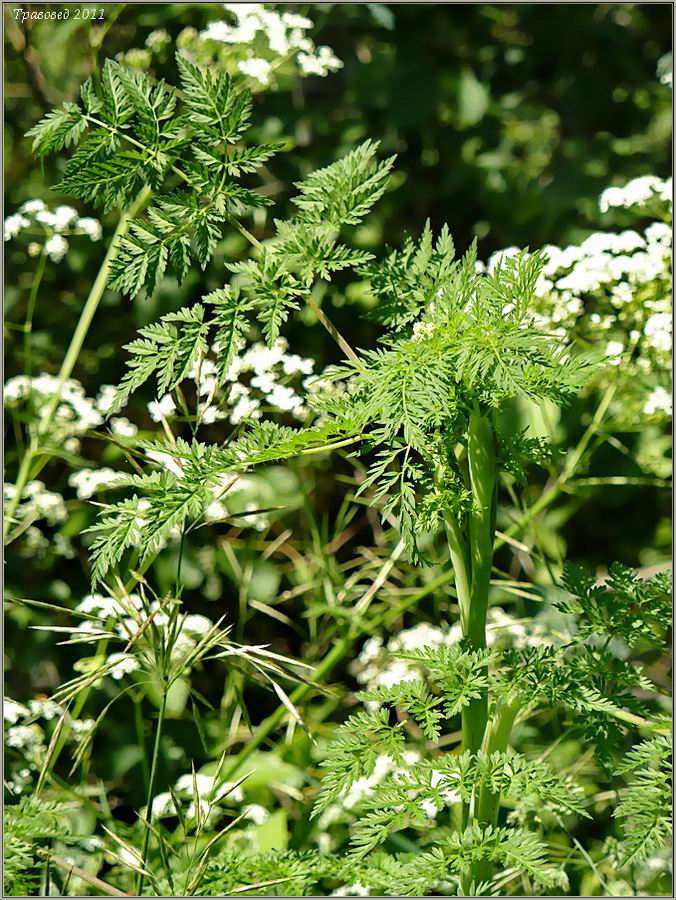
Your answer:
467,698 -> 521,891
461,409 -> 497,763
444,514 -> 472,632
137,687 -> 168,897
477,698 -> 521,825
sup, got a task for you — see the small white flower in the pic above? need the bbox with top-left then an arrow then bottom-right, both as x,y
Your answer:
243,803 -> 269,824
106,652 -> 140,679
182,614 -> 212,636
19,199 -> 46,214
238,57 -> 273,85
77,593 -> 118,615
643,386 -> 672,416
69,467 -> 127,500
145,449 -> 185,479
52,205 -> 79,232
412,321 -> 436,341
605,340 -> 624,365
229,391 -> 260,424
28,699 -> 61,721
4,214 -> 29,241
6,724 -> 44,750
148,792 -> 175,818
95,384 -> 118,414
4,376 -> 30,402
148,394 -> 176,421
174,772 -> 215,796
4,698 -> 29,724
77,217 -> 102,241
644,312 -> 672,353
45,234 -> 69,262
297,45 -> 343,77
110,416 -> 138,438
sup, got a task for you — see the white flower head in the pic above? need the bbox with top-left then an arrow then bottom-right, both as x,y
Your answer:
148,394 -> 176,421
238,58 -> 273,85
45,234 -> 69,262
77,217 -> 103,241
4,213 -> 30,241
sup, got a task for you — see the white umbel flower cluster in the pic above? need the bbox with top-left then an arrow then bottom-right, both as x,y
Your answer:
200,3 -> 342,85
3,694 -> 99,792
353,610 -> 554,692
4,200 -> 102,261
599,175 -> 672,214
486,178 -> 672,426
3,374 -> 120,447
3,480 -> 67,527
146,337 -> 315,428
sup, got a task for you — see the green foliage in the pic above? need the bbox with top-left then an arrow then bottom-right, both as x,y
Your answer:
559,562 -> 672,649
312,709 -> 407,819
613,735 -> 673,866
4,798 -> 71,896
84,439 -> 236,584
28,56 -> 274,296
112,304 -> 210,413
291,139 -> 394,227
395,823 -> 566,896
6,9 -> 672,897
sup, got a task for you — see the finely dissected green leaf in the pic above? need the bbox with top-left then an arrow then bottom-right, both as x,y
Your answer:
559,561 -> 672,649
4,798 -> 72,896
311,709 -> 407,819
84,495 -> 149,585
228,253 -> 304,347
26,102 -> 87,157
111,304 -> 209,413
613,735 -> 673,865
358,679 -> 445,740
204,287 -> 254,383
292,139 -> 395,226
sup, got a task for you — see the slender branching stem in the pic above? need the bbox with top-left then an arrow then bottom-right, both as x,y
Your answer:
137,686 -> 168,896
23,248 -> 47,388
223,210 -> 359,363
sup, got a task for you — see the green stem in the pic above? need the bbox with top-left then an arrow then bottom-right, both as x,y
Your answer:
135,697 -> 150,793
461,409 -> 497,765
137,687 -> 168,897
444,514 -> 471,633
476,698 -> 521,825
223,210 -> 359,363
23,249 -> 48,390
3,438 -> 38,541
40,187 -> 152,432
3,188 -> 151,544
465,698 -> 521,893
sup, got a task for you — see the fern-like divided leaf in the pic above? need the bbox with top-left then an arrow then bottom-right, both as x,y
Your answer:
613,735 -> 673,866
291,139 -> 395,227
559,562 -> 672,649
311,709 -> 407,819
26,55 -> 276,297
4,798 -> 71,896
111,304 -> 209,414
